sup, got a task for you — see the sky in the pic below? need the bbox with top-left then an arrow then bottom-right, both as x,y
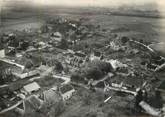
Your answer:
31,0 -> 156,6
0,0 -> 164,12
0,0 -> 164,7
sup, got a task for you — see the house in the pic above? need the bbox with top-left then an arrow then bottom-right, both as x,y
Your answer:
70,52 -> 87,67
23,82 -> 40,95
59,84 -> 75,101
90,51 -> 103,61
110,75 -> 145,92
15,95 -> 43,115
110,76 -> 125,89
39,89 -> 63,106
0,49 -> 5,58
0,59 -> 25,74
106,59 -> 128,71
5,46 -> 16,56
53,74 -> 70,85
13,70 -> 40,79
122,77 -> 145,91
17,41 -> 29,50
65,53 -> 74,64
50,32 -> 62,42
38,41 -> 48,50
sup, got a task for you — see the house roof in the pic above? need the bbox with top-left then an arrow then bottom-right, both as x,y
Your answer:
53,32 -> 62,37
23,82 -> 40,93
0,60 -> 24,74
93,51 -> 101,57
74,52 -> 86,58
43,89 -> 62,104
60,84 -> 74,94
123,77 -> 144,88
24,95 -> 42,112
111,76 -> 125,84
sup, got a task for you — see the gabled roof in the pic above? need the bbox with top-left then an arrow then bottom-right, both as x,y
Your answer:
23,82 -> 40,93
43,89 -> 62,104
60,84 -> 74,94
74,52 -> 86,58
24,95 -> 42,113
52,32 -> 62,37
93,51 -> 101,57
123,77 -> 144,89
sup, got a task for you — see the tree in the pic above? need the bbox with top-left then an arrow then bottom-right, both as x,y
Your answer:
0,66 -> 13,84
82,60 -> 114,81
59,39 -> 68,50
48,101 -> 65,117
84,67 -> 103,80
155,91 -> 163,108
91,60 -> 113,74
40,25 -> 49,33
82,91 -> 93,105
71,72 -> 84,83
86,111 -> 97,117
135,89 -> 143,112
54,61 -> 63,73
25,60 -> 33,69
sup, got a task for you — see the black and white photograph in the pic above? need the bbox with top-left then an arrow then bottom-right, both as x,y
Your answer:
0,0 -> 165,117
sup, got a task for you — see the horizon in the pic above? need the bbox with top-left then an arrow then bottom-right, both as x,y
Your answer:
1,0 -> 163,8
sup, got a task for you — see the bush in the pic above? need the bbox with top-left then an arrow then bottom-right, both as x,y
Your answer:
87,67 -> 103,80
86,111 -> 97,117
48,101 -> 65,117
82,60 -> 113,80
82,91 -> 93,105
54,61 -> 63,73
71,72 -> 85,83
95,91 -> 104,102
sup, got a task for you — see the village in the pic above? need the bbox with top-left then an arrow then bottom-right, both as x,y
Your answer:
0,16 -> 165,117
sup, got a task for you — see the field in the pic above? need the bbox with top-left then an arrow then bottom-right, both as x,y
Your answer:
1,6 -> 165,44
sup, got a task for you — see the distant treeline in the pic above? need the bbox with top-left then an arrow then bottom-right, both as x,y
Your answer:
109,12 -> 163,19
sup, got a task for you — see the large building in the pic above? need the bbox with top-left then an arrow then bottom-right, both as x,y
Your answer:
70,52 -> 87,67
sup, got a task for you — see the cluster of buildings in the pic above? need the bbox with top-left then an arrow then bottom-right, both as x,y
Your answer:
0,31 -> 77,115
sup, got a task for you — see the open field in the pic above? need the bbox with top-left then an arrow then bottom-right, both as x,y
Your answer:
1,6 -> 165,44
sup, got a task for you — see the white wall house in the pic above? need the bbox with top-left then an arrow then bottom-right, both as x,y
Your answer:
23,82 -> 40,95
0,49 -> 5,58
59,84 -> 75,101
